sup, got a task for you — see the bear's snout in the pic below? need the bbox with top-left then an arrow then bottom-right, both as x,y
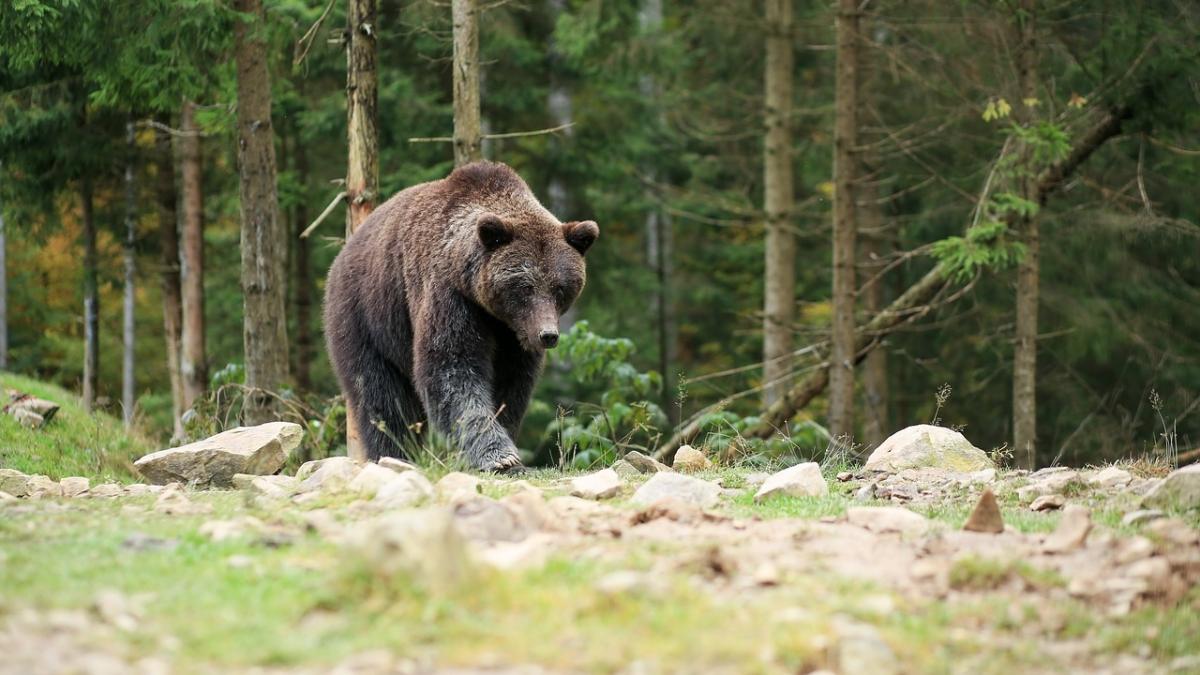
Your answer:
539,330 -> 559,349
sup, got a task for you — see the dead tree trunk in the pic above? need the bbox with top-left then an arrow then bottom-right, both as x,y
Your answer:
81,173 -> 98,413
234,0 -> 290,425
121,122 -> 137,428
0,161 -> 8,371
156,125 -> 185,439
657,105 -> 1131,460
858,13 -> 888,448
1012,0 -> 1039,470
179,100 -> 207,410
762,0 -> 795,407
346,0 -> 378,234
452,0 -> 483,166
828,0 -> 860,440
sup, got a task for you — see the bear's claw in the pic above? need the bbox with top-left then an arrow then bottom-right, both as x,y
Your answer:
485,452 -> 525,474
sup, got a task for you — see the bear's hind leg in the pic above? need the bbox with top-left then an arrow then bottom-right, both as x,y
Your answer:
348,347 -> 426,461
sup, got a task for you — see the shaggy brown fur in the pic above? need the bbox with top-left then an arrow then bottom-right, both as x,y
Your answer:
323,161 -> 598,471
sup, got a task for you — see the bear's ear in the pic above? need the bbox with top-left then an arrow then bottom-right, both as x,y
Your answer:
563,220 -> 599,255
477,213 -> 513,250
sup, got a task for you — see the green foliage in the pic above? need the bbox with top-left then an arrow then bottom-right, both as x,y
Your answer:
930,218 -> 1027,283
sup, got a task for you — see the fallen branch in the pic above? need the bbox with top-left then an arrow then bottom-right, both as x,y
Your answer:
300,191 -> 347,239
408,122 -> 575,143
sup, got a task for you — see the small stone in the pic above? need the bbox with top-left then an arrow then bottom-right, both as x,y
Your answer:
671,445 -> 712,473
134,422 -> 303,487
435,472 -> 482,502
1029,494 -> 1065,512
611,459 -> 641,479
88,483 -> 124,498
123,484 -> 155,496
969,468 -> 997,484
846,506 -> 929,535
199,516 -> 266,542
1043,504 -> 1092,553
1114,536 -> 1156,565
0,491 -> 16,503
452,495 -> 528,543
863,425 -> 994,473
754,462 -> 828,502
9,407 -> 44,428
1121,509 -> 1166,527
25,475 -> 62,498
630,472 -> 722,509
347,463 -> 404,498
1142,464 -> 1200,510
962,489 -> 1005,533
569,469 -> 623,500
92,590 -> 141,632
1017,470 -> 1081,501
299,456 -> 362,493
153,483 -> 211,515
745,472 -> 771,487
372,471 -> 434,509
234,473 -> 298,499
836,471 -> 853,482
624,450 -> 672,474
854,481 -> 877,502
342,509 -> 476,592
502,489 -> 560,532
377,457 -> 418,473
0,469 -> 30,497
1090,466 -> 1133,489
836,621 -> 898,675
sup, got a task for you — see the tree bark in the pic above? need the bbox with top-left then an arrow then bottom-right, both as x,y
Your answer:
1012,0 -> 1039,470
234,0 -> 290,425
121,122 -> 137,428
81,173 -> 98,413
452,0 -> 483,166
828,0 -> 859,440
346,0 -> 379,234
762,0 -> 795,407
0,161 -> 7,371
179,100 -> 207,410
858,13 -> 888,448
292,129 -> 314,394
155,126 -> 185,439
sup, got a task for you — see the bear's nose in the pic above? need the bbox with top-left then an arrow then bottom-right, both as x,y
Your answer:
539,330 -> 559,348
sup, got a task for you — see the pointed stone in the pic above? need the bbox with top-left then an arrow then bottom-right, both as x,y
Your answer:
624,451 -> 672,474
1043,504 -> 1092,553
962,489 -> 1005,533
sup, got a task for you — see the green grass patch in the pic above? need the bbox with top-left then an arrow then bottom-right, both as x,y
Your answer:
949,555 -> 1064,591
0,372 -> 153,481
726,489 -> 852,520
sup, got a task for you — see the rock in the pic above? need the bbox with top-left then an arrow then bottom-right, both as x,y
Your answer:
199,516 -> 266,542
569,469 -> 623,500
745,472 -> 771,488
962,489 -> 1005,533
25,475 -> 61,498
1029,494 -> 1065,512
153,483 -> 211,515
854,481 -> 877,502
1043,504 -> 1092,553
836,621 -> 898,675
0,491 -> 16,503
452,495 -> 528,543
1142,464 -> 1200,510
88,483 -> 124,498
630,472 -> 722,509
863,425 -> 993,473
631,497 -> 707,526
57,477 -> 89,498
299,456 -> 362,493
969,468 -> 997,484
624,450 -> 672,474
234,474 -> 298,500
435,472 -> 482,502
9,407 -> 45,428
610,459 -> 641,479
347,463 -> 405,498
836,471 -> 853,482
502,489 -> 559,532
377,457 -> 418,473
92,590 -> 141,632
846,506 -> 929,536
1089,466 -> 1133,489
1121,509 -> 1166,527
134,422 -> 303,487
122,484 -> 157,496
1017,470 -> 1082,501
754,462 -> 828,502
342,508 -> 475,592
671,445 -> 712,473
0,469 -> 30,497
372,471 -> 434,509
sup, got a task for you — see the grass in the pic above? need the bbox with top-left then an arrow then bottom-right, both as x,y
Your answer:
949,555 -> 1064,591
0,372 -> 153,481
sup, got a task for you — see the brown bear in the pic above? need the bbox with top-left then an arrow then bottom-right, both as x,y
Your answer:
323,161 -> 599,472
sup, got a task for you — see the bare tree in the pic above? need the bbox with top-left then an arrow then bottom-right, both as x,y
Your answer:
179,100 -> 207,410
762,0 -> 795,407
1011,0 -> 1040,469
346,0 -> 378,233
452,0 -> 483,166
0,161 -> 7,371
155,125 -> 185,438
81,172 -> 98,413
121,122 -> 137,428
291,129 -> 314,394
234,0 -> 290,425
828,0 -> 860,440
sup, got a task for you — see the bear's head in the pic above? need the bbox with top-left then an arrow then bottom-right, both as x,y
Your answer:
472,212 -> 599,352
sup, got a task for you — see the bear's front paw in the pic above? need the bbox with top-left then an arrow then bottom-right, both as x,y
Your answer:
479,448 -> 525,474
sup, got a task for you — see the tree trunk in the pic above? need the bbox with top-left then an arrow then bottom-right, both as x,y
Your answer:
452,0 -> 482,166
762,0 -> 795,407
828,0 -> 859,440
179,100 -> 207,410
121,122 -> 137,428
156,126 -> 185,439
346,0 -> 378,234
234,0 -> 290,425
858,13 -> 888,449
1012,0 -> 1039,470
0,161 -> 7,371
292,129 -> 314,394
81,173 -> 98,413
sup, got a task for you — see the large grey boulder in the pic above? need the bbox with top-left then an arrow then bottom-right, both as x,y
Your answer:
134,422 -> 303,488
1142,464 -> 1200,511
864,425 -> 994,473
631,472 -> 722,509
